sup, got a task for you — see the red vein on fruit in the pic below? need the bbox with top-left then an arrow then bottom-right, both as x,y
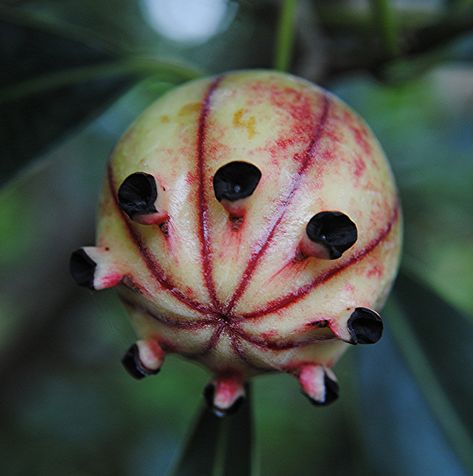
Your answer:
230,334 -> 270,371
178,323 -> 226,359
224,94 -> 331,314
242,204 -> 400,319
196,76 -> 224,312
108,164 -> 216,316
201,322 -> 226,355
120,295 -> 216,329
232,326 -> 335,350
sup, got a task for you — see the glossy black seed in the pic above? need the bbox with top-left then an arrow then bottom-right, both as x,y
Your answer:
347,307 -> 383,344
307,372 -> 339,406
70,249 -> 96,290
121,344 -> 160,380
118,172 -> 157,219
203,384 -> 245,417
213,161 -> 262,202
306,211 -> 357,259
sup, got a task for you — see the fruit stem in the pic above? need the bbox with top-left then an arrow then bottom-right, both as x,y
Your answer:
274,0 -> 299,72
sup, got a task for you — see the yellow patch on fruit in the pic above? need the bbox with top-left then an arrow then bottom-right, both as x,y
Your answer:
233,108 -> 256,139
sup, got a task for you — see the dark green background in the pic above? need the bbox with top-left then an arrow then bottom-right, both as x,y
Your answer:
0,1 -> 472,475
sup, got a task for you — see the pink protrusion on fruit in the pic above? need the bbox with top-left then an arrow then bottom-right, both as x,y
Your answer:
134,175 -> 170,227
298,364 -> 326,402
326,318 -> 353,343
82,246 -> 125,290
298,234 -> 332,260
99,272 -> 124,289
136,338 -> 165,371
212,374 -> 246,411
133,211 -> 169,226
221,198 -> 246,218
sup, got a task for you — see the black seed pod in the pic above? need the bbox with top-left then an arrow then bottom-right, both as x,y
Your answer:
306,211 -> 357,259
347,307 -> 383,344
121,344 -> 160,380
70,249 -> 96,290
118,172 -> 158,219
213,161 -> 261,202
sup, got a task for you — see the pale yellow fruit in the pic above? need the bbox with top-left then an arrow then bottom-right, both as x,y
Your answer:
71,71 -> 402,414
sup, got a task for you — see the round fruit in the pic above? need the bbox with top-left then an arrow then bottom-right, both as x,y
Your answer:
70,71 -> 402,415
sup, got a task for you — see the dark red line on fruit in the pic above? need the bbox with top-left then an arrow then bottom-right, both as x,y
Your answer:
120,295 -> 217,330
196,76 -> 225,312
242,204 -> 400,319
108,164 -> 216,316
202,322 -> 226,354
225,94 -> 331,314
230,334 -> 270,371
179,323 -> 226,359
232,326 -> 334,351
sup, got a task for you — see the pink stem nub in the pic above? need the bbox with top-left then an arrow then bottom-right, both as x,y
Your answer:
132,211 -> 169,226
70,246 -> 123,290
220,198 -> 246,219
122,338 -> 165,380
298,364 -> 339,406
301,211 -> 358,260
118,172 -> 169,227
204,374 -> 246,417
298,236 -> 332,260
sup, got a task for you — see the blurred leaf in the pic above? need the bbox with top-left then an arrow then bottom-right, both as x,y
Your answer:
356,322 -> 468,476
169,406 -> 221,476
394,271 -> 473,433
0,7 -> 202,187
0,8 -> 130,185
372,271 -> 473,474
170,389 -> 253,476
384,34 -> 473,84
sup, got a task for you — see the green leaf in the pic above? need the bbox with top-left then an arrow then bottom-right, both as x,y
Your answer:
356,271 -> 473,475
393,271 -> 473,449
356,323 -> 468,476
0,8 -> 202,187
0,11 -> 128,185
170,388 -> 253,476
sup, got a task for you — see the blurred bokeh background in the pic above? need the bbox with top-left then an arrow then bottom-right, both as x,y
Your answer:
0,0 -> 472,475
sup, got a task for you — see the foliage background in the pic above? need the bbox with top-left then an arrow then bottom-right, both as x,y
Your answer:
0,0 -> 472,475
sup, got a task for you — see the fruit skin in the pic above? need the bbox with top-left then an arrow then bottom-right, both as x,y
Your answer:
70,70 -> 402,412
